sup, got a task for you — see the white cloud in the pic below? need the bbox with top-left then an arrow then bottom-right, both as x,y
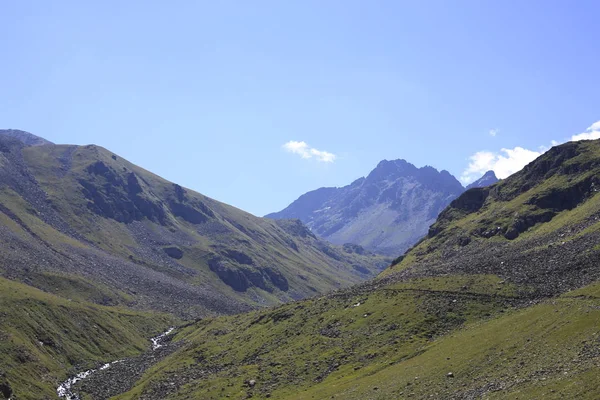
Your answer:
461,120 -> 600,185
461,147 -> 541,184
570,120 -> 600,142
282,141 -> 336,163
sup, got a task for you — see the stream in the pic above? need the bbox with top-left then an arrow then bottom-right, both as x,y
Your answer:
57,328 -> 175,400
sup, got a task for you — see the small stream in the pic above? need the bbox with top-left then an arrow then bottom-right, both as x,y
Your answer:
57,328 -> 175,400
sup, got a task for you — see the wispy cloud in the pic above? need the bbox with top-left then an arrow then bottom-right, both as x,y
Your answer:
489,128 -> 499,137
461,120 -> 600,184
460,147 -> 541,184
570,120 -> 600,141
282,141 -> 336,163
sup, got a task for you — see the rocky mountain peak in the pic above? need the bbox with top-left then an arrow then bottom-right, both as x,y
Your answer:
267,158 -> 466,255
466,170 -> 499,190
366,159 -> 418,182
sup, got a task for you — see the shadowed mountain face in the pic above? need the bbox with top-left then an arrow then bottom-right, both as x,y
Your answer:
266,159 -> 465,256
0,131 -> 387,319
465,170 -> 499,190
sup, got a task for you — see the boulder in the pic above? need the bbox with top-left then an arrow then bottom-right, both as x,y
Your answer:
164,246 -> 184,259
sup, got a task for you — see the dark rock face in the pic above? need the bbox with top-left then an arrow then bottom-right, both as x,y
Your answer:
208,258 -> 252,292
273,219 -> 316,239
80,162 -> 167,224
80,161 -> 217,227
0,374 -> 12,400
494,142 -> 584,200
208,257 -> 290,293
220,250 -> 254,265
0,382 -> 11,399
168,184 -> 215,224
343,243 -> 365,255
164,246 -> 184,259
527,176 -> 600,211
449,187 -> 490,214
264,267 -> 289,291
466,171 -> 499,190
267,159 -> 465,255
168,201 -> 209,224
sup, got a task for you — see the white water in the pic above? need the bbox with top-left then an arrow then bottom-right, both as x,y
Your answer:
150,327 -> 174,350
56,328 -> 175,399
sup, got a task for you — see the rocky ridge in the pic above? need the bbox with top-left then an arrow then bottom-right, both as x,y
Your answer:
267,159 -> 465,256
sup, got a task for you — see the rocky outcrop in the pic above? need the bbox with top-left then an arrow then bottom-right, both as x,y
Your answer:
527,176 -> 600,211
168,184 -> 215,224
428,187 -> 490,238
164,246 -> 184,259
80,163 -> 167,224
208,257 -> 289,293
0,374 -> 12,400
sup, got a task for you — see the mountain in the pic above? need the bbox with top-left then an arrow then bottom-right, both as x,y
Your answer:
266,159 -> 464,256
0,129 -> 53,146
465,169 -> 499,189
0,130 -> 391,398
110,139 -> 600,399
0,131 -> 388,320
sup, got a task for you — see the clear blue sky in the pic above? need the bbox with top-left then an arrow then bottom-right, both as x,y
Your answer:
2,1 -> 599,216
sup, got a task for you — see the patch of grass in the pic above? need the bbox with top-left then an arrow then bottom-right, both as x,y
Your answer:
293,294 -> 600,399
0,277 -> 176,399
113,275 -> 521,399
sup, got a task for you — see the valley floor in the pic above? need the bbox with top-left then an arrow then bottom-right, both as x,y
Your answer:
77,275 -> 600,400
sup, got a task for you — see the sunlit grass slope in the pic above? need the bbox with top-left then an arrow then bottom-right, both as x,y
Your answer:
0,277 -> 175,400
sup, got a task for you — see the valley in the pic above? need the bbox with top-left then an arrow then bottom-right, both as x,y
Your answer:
3,3 -> 598,399
1,131 -> 600,399
90,139 -> 600,399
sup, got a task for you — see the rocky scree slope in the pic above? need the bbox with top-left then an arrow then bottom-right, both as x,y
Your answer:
267,159 -> 465,256
0,132 -> 387,320
108,139 -> 600,399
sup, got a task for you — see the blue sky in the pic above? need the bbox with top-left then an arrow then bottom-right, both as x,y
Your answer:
1,1 -> 599,216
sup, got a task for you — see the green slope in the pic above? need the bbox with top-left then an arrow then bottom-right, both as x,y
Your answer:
110,139 -> 600,399
0,276 -> 175,400
0,134 -> 387,319
111,276 -> 600,400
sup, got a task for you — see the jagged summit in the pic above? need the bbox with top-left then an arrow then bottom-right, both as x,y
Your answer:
267,159 -> 464,255
466,170 -> 499,190
0,129 -> 53,146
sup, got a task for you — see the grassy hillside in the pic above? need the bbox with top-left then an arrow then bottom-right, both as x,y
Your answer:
110,275 -> 600,399
385,139 -> 600,280
108,139 -> 600,399
0,134 -> 387,320
0,276 -> 175,400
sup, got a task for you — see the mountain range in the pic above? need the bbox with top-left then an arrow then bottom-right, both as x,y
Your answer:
267,159 -> 498,256
3,127 -> 600,400
106,137 -> 600,400
0,129 -> 388,319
